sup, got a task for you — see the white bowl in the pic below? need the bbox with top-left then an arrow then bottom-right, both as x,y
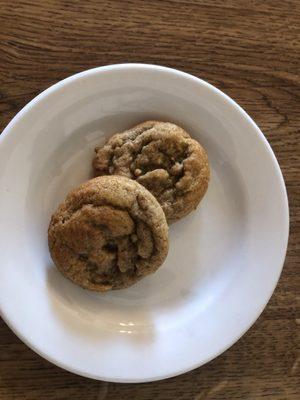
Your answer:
0,64 -> 289,382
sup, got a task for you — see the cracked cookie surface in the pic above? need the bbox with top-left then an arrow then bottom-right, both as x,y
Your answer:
93,121 -> 210,222
48,176 -> 169,291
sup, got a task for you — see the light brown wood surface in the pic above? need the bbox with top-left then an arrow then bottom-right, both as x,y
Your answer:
0,1 -> 299,399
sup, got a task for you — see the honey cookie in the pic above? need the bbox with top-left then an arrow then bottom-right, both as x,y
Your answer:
48,176 -> 169,291
93,121 -> 210,222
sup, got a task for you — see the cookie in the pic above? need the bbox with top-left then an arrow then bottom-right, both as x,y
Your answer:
48,176 -> 169,292
93,121 -> 210,222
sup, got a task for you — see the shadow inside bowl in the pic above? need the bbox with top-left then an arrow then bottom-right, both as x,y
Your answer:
46,265 -> 157,344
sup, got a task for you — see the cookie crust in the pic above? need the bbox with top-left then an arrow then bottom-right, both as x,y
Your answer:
48,176 -> 169,291
93,121 -> 210,222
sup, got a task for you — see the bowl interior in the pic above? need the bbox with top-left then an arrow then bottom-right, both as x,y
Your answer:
0,65 -> 288,382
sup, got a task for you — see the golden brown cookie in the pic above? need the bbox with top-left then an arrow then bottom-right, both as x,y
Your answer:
93,121 -> 210,222
48,176 -> 169,292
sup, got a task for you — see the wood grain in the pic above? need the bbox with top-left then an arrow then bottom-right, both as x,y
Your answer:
0,1 -> 299,399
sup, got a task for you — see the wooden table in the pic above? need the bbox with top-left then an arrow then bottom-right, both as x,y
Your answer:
0,1 -> 299,399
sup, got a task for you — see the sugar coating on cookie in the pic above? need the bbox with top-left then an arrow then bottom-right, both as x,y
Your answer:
93,121 -> 210,222
48,176 -> 169,291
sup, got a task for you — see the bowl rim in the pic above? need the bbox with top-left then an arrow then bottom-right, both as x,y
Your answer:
0,63 -> 289,382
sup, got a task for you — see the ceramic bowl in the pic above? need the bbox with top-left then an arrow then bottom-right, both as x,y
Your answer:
0,64 -> 289,382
